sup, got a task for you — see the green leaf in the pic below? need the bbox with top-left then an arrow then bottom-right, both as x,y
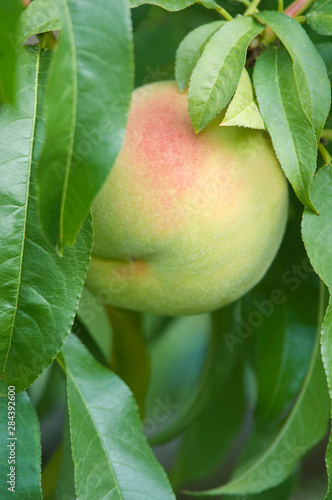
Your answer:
188,298 -> 330,495
244,263 -> 317,427
18,0 -> 61,46
255,11 -> 331,140
170,307 -> 244,488
301,165 -> 332,500
0,46 -> 93,394
37,0 -> 134,251
0,0 -> 23,103
316,42 -> 332,80
175,21 -> 225,92
231,476 -> 295,500
146,314 -> 210,445
0,392 -> 42,499
107,307 -> 149,419
307,0 -> 332,36
253,47 -> 318,211
130,0 -> 221,11
221,69 -> 265,130
189,17 -> 263,132
60,334 -> 176,500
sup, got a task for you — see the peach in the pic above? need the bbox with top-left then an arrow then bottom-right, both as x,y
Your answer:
85,81 -> 288,316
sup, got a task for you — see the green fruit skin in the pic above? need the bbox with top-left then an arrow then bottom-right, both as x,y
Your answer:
86,81 -> 288,316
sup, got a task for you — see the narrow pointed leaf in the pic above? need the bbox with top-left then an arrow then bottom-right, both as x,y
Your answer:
0,392 -> 42,499
0,0 -> 23,103
188,304 -> 330,495
60,334 -> 176,500
18,0 -> 61,46
221,69 -> 265,130
175,21 -> 225,92
307,0 -> 332,36
253,47 -> 317,211
189,17 -> 263,132
37,0 -> 134,251
302,165 -> 332,500
130,0 -> 221,10
255,11 -> 331,139
0,46 -> 93,394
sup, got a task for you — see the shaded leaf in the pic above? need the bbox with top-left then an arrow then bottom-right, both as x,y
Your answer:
253,47 -> 317,211
18,0 -> 61,46
60,334 -> 176,500
170,307 -> 245,488
175,21 -> 224,92
255,11 -> 331,139
37,0 -> 134,251
316,42 -> 332,80
188,296 -> 330,495
221,68 -> 265,130
0,46 -> 93,394
302,165 -> 332,500
146,314 -> 210,445
107,306 -> 149,419
307,0 -> 332,36
130,0 -> 221,10
0,0 -> 22,103
0,392 -> 42,499
189,17 -> 263,132
55,412 -> 76,500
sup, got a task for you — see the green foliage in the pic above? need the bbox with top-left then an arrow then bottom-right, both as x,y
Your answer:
302,166 -> 332,500
189,322 -> 329,496
18,0 -> 61,46
0,46 -> 92,394
0,392 -> 41,499
130,0 -> 221,11
59,334 -> 176,499
189,17 -> 263,131
253,47 -> 317,211
1,0 -> 332,497
307,0 -> 332,36
255,11 -> 330,140
170,307 -> 245,488
37,0 -> 134,251
175,20 -> 225,91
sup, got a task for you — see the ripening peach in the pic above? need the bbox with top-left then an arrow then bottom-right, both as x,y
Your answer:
85,81 -> 288,316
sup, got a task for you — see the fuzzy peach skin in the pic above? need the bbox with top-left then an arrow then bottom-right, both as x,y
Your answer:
85,81 -> 288,316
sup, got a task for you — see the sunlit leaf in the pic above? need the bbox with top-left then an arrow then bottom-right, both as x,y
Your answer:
221,69 -> 265,130
175,21 -> 224,92
255,11 -> 331,139
189,17 -> 263,132
37,0 -> 134,251
0,46 -> 92,394
60,334 -> 176,500
253,47 -> 317,211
